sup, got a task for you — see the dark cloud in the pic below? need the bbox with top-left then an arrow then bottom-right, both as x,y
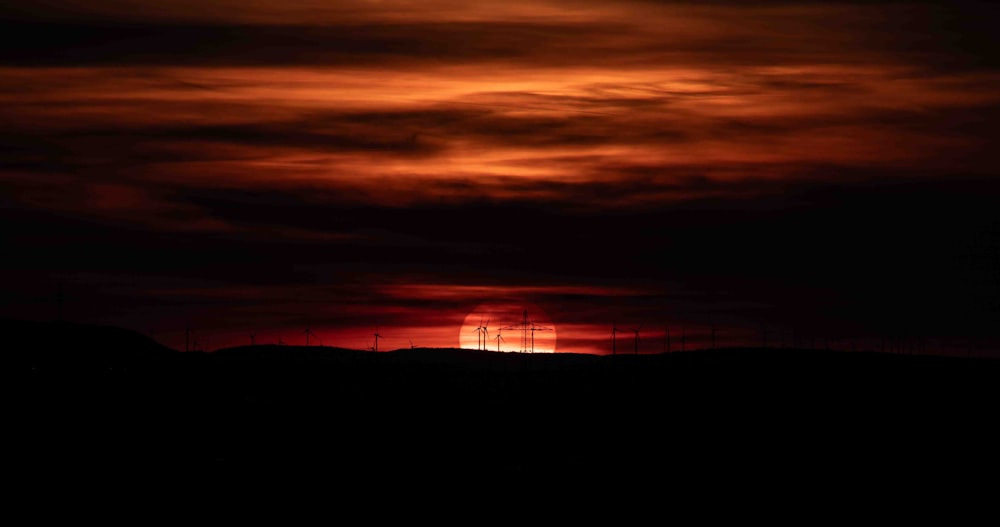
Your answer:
0,2 -> 995,71
3,171 -> 998,352
0,20 -> 630,67
2,0 -> 998,354
6,169 -> 997,302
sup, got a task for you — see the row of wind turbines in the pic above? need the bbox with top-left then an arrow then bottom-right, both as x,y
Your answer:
473,309 -> 552,353
245,325 -> 417,352
204,320 -> 966,357
610,321 -> 717,355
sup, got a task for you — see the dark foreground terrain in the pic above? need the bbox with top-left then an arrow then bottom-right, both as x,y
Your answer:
7,319 -> 999,501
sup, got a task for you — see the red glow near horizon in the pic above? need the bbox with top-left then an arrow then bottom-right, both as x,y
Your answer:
459,301 -> 557,353
3,1 -> 999,358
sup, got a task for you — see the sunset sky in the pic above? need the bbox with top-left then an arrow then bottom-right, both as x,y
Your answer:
2,1 -> 998,354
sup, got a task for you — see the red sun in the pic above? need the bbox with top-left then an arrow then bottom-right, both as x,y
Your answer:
459,301 -> 557,353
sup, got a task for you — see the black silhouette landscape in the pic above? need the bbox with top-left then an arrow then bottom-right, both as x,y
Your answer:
4,1 -> 1000,508
10,318 -> 999,494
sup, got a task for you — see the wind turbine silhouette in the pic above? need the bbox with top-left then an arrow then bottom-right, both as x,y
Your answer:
303,327 -> 320,347
632,324 -> 643,355
481,317 -> 490,351
409,338 -> 415,350
373,327 -> 382,353
494,328 -> 504,352
474,316 -> 484,350
249,332 -> 256,346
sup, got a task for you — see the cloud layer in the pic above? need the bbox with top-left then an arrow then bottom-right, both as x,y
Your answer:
2,0 -> 998,354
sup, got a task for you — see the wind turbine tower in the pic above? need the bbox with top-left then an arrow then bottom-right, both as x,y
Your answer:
303,328 -> 322,347
475,316 -> 485,351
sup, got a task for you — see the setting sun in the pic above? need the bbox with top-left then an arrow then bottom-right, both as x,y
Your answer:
459,301 -> 557,353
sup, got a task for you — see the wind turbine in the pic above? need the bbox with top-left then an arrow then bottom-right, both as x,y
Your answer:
249,332 -> 256,346
632,324 -> 643,355
612,322 -> 622,355
474,316 -> 484,350
303,328 -> 322,347
481,317 -> 490,351
373,327 -> 382,353
494,328 -> 505,352
409,338 -> 415,350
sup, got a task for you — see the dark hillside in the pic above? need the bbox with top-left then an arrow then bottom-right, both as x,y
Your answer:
8,321 -> 999,494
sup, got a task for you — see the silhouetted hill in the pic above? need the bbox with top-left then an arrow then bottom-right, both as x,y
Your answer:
210,344 -> 607,371
210,343 -> 368,362
2,318 -> 176,372
9,327 -> 1000,494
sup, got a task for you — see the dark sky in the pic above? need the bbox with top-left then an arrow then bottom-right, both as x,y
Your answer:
1,0 -> 998,354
